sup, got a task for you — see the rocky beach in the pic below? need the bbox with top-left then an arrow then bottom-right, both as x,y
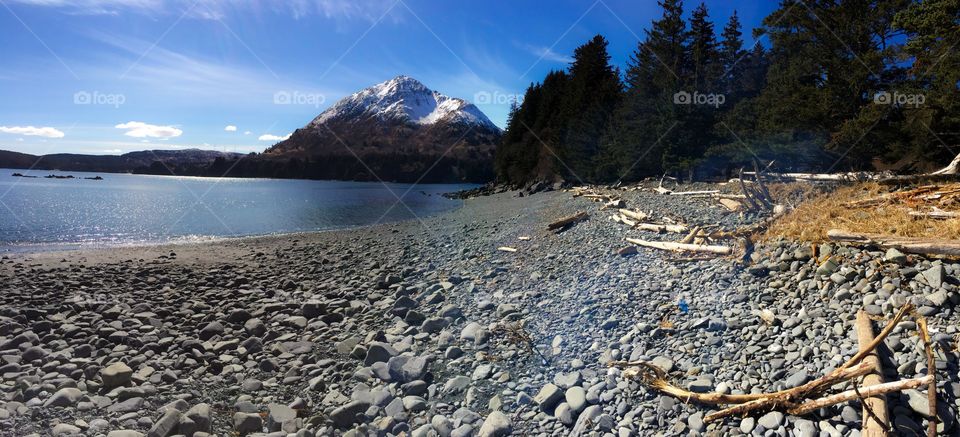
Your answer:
0,187 -> 957,437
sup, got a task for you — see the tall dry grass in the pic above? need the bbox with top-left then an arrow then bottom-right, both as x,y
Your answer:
763,182 -> 960,242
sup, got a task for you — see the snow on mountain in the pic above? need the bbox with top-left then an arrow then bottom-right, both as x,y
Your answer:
309,75 -> 501,132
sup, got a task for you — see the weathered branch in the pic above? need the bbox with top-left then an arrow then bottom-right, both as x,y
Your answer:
625,238 -> 732,255
855,310 -> 889,434
787,376 -> 933,416
547,211 -> 588,231
827,229 -> 960,257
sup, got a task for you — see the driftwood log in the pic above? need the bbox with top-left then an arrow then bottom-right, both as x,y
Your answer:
827,229 -> 960,257
931,151 -> 960,175
547,211 -> 588,231
856,310 -> 890,435
703,304 -> 913,423
618,209 -> 649,222
625,238 -> 732,255
788,376 -> 933,416
633,223 -> 689,234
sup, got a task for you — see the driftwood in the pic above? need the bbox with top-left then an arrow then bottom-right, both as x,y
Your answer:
909,209 -> 960,219
680,227 -> 702,244
738,169 -> 760,211
877,174 -> 960,185
633,223 -> 689,234
703,304 -> 912,423
788,376 -> 933,417
917,317 -> 938,437
618,209 -> 649,222
547,211 -> 588,231
827,229 -> 960,257
931,151 -> 960,175
856,310 -> 889,434
625,238 -> 732,255
497,246 -> 517,253
745,171 -> 878,182
670,190 -> 720,196
719,198 -> 742,212
614,360 -> 872,406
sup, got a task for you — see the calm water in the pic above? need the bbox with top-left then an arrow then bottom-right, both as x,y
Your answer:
0,169 -> 474,253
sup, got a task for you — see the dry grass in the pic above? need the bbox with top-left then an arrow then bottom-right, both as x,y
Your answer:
764,182 -> 960,242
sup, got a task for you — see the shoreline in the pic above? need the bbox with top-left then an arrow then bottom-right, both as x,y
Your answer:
1,187 -> 957,436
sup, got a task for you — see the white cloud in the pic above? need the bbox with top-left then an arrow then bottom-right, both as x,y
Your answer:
115,121 -> 182,139
0,126 -> 65,138
224,125 -> 237,132
520,44 -> 574,64
244,131 -> 252,135
258,133 -> 290,142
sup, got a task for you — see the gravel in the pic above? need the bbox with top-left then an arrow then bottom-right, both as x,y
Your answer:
0,185 -> 957,436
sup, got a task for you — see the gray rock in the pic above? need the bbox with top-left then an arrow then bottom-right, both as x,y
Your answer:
533,383 -> 563,412
43,388 -> 83,407
739,417 -> 755,434
420,317 -> 449,333
147,410 -> 181,437
267,403 -> 297,432
233,412 -> 262,435
904,389 -> 931,416
402,396 -> 428,412
757,411 -> 784,429
555,402 -> 574,426
565,386 -> 586,413
651,356 -> 674,372
330,400 -> 371,429
444,375 -> 471,394
922,264 -> 946,288
22,345 -> 48,362
364,342 -> 398,366
472,364 -> 492,380
794,418 -> 817,437
51,423 -> 81,436
186,403 -> 212,432
784,369 -> 810,388
199,321 -> 224,340
553,371 -> 582,389
477,411 -> 511,437
688,412 -> 705,432
106,432 -> 145,437
885,248 -> 907,264
101,362 -> 133,388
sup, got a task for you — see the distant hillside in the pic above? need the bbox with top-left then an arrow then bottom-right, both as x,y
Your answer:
0,149 -> 246,176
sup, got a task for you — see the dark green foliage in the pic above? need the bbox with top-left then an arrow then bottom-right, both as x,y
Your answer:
495,0 -> 960,185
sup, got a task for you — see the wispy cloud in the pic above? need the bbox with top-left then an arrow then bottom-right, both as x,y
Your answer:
115,121 -> 182,139
0,126 -> 65,138
224,125 -> 237,132
7,0 -> 401,22
519,43 -> 573,64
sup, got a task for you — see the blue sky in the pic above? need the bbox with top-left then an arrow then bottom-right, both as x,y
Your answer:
0,0 -> 778,156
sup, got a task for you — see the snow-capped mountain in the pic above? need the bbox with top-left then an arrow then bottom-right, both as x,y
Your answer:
263,76 -> 501,183
309,75 -> 501,132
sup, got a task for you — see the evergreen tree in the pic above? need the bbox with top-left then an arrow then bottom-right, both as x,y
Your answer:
558,35 -> 622,181
600,0 -> 688,181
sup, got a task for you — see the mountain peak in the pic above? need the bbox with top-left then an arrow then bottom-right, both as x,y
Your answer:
309,76 -> 500,132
